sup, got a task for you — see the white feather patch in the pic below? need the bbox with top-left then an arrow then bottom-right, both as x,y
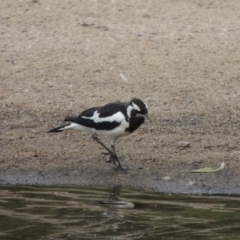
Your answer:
82,110 -> 125,123
132,102 -> 141,111
144,102 -> 148,109
62,123 -> 93,132
127,105 -> 133,118
97,119 -> 130,139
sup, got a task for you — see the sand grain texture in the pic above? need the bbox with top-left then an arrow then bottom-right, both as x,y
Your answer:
1,0 -> 240,194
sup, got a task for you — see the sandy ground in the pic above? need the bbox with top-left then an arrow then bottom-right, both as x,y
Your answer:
1,0 -> 240,194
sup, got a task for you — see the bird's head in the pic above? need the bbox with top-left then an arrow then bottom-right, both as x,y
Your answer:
127,98 -> 150,120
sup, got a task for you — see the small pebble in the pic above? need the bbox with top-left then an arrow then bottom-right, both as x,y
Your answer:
176,141 -> 190,148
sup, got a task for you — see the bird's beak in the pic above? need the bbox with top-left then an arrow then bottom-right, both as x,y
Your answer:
145,114 -> 151,122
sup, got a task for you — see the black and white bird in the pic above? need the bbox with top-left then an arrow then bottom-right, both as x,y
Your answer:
48,98 -> 149,170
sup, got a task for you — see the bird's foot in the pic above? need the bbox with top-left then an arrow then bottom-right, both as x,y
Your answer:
101,152 -> 117,165
103,154 -> 123,170
112,156 -> 123,171
109,155 -> 118,166
98,149 -> 123,171
114,164 -> 124,171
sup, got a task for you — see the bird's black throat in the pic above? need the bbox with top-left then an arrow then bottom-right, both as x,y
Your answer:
126,116 -> 145,133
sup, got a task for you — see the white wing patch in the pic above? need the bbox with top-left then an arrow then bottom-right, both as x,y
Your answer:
82,110 -> 125,123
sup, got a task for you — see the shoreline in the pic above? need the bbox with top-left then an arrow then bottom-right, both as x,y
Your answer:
0,166 -> 238,195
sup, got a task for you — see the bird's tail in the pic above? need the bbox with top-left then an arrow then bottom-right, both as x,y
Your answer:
48,117 -> 81,133
48,123 -> 73,133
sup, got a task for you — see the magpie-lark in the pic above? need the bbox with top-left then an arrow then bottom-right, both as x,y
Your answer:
48,98 -> 149,170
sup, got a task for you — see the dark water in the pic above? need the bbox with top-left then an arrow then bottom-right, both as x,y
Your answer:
0,186 -> 240,240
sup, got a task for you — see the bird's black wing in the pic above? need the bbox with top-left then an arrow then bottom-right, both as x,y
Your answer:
64,103 -> 124,131
64,106 -> 100,124
98,102 -> 128,118
79,107 -> 101,118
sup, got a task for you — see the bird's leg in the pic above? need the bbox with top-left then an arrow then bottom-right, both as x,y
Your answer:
92,134 -> 116,165
111,144 -> 123,171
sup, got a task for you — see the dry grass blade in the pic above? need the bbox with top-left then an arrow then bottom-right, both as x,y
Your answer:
189,162 -> 225,173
